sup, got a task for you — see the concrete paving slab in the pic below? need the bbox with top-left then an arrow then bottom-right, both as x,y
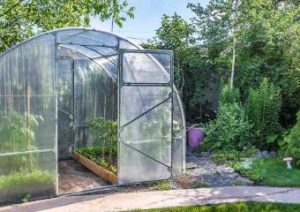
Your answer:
1,186 -> 300,212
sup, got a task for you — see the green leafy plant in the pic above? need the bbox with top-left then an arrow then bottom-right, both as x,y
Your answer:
156,180 -> 172,191
204,103 -> 253,152
211,146 -> 258,164
280,111 -> 300,166
0,170 -> 55,202
87,117 -> 117,159
0,111 -> 43,173
246,78 -> 282,149
75,146 -> 117,174
219,84 -> 241,105
76,118 -> 118,174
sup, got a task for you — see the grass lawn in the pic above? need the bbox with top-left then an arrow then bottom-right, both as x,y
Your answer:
134,202 -> 300,212
234,157 -> 300,187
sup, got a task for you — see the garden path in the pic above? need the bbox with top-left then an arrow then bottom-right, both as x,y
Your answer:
1,186 -> 300,212
178,152 -> 253,187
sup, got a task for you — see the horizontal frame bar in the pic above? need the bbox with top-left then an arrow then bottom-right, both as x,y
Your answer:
0,149 -> 55,157
120,96 -> 171,129
120,141 -> 171,169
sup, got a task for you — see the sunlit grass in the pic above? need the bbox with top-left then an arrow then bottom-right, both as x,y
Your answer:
234,157 -> 300,187
134,202 -> 300,212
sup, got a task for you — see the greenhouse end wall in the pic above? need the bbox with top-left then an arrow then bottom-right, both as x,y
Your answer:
0,28 -> 186,203
0,34 -> 57,202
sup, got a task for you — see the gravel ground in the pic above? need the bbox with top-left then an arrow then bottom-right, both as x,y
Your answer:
175,152 -> 253,188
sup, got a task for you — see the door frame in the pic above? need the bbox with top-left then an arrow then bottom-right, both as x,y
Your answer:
117,49 -> 174,183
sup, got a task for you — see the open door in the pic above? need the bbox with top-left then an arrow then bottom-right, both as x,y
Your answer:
118,49 -> 174,184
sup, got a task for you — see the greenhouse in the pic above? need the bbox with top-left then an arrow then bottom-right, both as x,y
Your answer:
0,28 -> 186,202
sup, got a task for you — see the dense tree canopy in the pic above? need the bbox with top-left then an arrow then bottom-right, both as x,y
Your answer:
0,0 -> 135,52
144,14 -> 219,122
188,0 -> 300,125
149,0 -> 300,125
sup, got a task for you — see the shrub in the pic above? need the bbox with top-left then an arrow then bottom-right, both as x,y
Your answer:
219,84 -> 241,105
246,78 -> 282,149
280,111 -> 300,166
204,103 -> 253,152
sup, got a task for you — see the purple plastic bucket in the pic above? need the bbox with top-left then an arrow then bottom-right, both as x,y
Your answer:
188,127 -> 205,148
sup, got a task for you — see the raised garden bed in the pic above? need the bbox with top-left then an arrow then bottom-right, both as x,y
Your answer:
73,152 -> 118,184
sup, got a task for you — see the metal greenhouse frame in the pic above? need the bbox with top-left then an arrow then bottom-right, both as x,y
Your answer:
0,28 -> 186,203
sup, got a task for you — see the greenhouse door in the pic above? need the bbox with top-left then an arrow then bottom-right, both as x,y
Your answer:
118,49 -> 174,184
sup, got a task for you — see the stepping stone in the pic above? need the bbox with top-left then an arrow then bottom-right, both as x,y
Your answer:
186,162 -> 198,169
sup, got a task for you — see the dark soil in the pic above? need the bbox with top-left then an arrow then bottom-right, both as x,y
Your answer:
58,159 -> 109,194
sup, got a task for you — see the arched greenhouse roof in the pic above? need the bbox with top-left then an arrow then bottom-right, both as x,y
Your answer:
0,27 -> 186,163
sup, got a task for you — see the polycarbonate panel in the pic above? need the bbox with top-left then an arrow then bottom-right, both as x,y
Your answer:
73,59 -> 116,148
122,52 -> 171,84
0,34 -> 57,202
0,151 -> 56,203
60,44 -> 102,59
57,30 -> 118,46
119,142 -> 170,183
172,92 -> 185,176
119,51 -> 173,184
56,29 -> 85,43
120,100 -> 172,165
94,56 -> 118,78
86,46 -> 117,57
120,86 -> 171,125
57,59 -> 73,159
119,40 -> 137,50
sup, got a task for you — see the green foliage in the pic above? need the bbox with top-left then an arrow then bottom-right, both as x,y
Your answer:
87,117 -> 117,158
0,111 -> 43,152
204,103 -> 253,152
210,147 -> 258,164
186,0 -> 300,126
219,84 -> 241,105
0,170 -> 54,190
75,146 -> 117,174
234,157 -> 300,187
147,13 -> 218,122
280,111 -> 300,166
0,0 -> 135,52
0,170 -> 55,202
149,13 -> 195,91
139,202 -> 300,212
0,111 -> 43,172
245,78 -> 282,149
156,180 -> 172,191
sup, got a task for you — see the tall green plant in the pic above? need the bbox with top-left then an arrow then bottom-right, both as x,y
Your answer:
246,78 -> 282,149
203,84 -> 252,152
86,117 -> 117,159
0,111 -> 43,172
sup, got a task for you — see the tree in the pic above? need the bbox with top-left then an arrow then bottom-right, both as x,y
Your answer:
188,0 -> 300,125
0,0 -> 135,52
152,14 -> 195,93
145,14 -> 219,122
